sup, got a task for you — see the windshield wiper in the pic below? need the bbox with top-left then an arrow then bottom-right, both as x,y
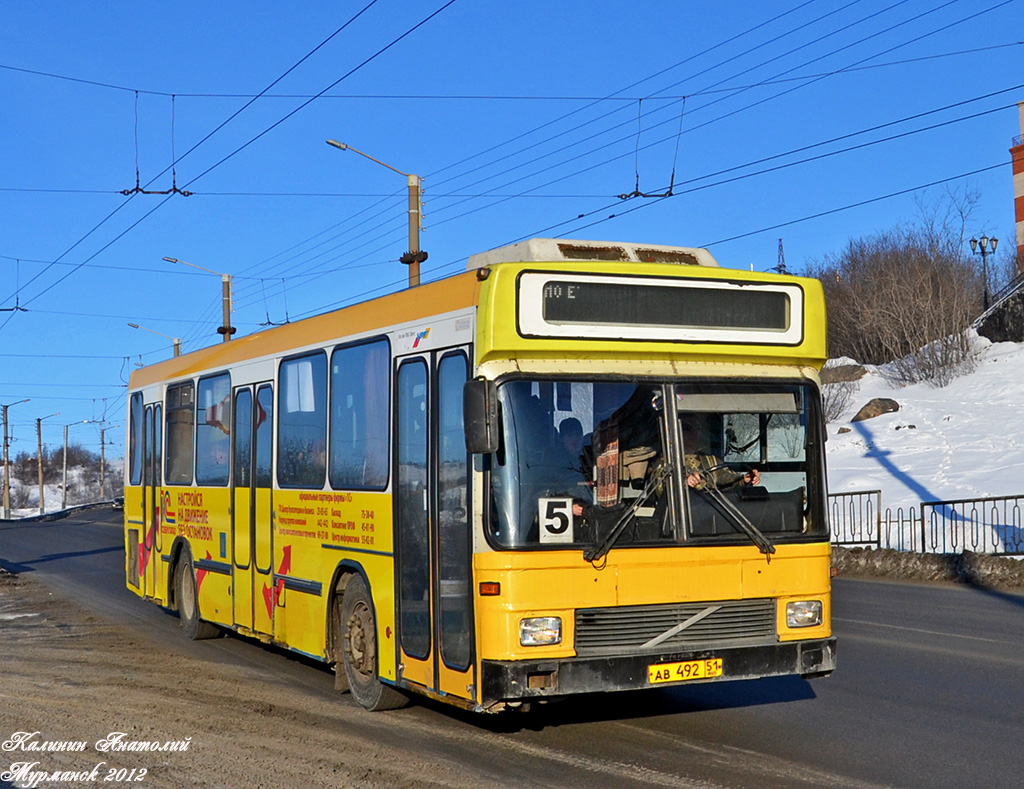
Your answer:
584,463 -> 672,564
697,474 -> 776,560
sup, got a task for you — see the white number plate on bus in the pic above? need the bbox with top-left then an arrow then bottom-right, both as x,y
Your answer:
648,658 -> 723,684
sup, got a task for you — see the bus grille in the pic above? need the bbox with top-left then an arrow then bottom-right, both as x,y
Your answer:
574,599 -> 776,657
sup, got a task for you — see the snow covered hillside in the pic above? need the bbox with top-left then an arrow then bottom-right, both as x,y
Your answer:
825,334 -> 1024,513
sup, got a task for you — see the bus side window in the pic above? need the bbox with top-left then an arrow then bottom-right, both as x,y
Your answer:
196,373 -> 231,486
165,382 -> 195,485
329,338 -> 390,489
278,352 -> 327,489
129,392 -> 144,486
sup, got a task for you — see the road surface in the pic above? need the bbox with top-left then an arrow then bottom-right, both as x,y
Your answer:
1,508 -> 1022,788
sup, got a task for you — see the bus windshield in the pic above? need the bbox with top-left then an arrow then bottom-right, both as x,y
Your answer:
488,379 -> 827,550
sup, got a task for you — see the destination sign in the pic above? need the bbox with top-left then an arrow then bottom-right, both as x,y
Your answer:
517,272 -> 803,345
541,279 -> 788,331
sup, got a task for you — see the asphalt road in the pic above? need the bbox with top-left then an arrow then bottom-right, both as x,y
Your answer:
2,508 -> 1023,788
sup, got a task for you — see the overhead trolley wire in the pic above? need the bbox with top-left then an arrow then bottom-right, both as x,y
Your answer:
0,0 -> 385,327
416,0 -> 1016,240
6,41 -> 1019,102
233,1 -> 1020,316
428,0 -> 932,207
4,40 -> 1019,101
264,0 -> 953,279
160,0 -> 462,343
2,0 -> 460,345
425,0 -> 973,228
229,0 -> 871,297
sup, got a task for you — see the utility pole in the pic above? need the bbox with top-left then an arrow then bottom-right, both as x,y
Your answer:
37,419 -> 43,515
62,424 -> 68,510
62,420 -> 89,510
35,413 -> 58,515
2,398 -> 30,519
100,426 -> 106,500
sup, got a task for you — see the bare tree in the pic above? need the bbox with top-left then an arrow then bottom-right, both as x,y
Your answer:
822,379 -> 858,423
806,192 -> 982,387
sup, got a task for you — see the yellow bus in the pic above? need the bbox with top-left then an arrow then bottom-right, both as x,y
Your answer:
124,237 -> 835,713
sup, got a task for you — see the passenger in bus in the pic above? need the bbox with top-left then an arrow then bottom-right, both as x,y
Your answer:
556,417 -> 585,473
548,417 -> 591,502
681,416 -> 759,490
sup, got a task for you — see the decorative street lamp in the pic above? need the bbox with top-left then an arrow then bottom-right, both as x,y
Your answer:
970,235 -> 999,310
326,140 -> 427,288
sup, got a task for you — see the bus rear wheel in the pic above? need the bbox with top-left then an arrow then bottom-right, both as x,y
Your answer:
175,551 -> 219,640
340,574 -> 408,711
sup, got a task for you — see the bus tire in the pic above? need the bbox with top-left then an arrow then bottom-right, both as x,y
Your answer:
340,574 -> 408,711
175,551 -> 219,641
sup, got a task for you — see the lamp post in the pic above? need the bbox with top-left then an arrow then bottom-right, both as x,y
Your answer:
128,322 -> 181,357
36,412 -> 59,515
970,235 -> 999,310
162,257 -> 235,342
326,140 -> 427,288
2,398 -> 30,518
62,420 -> 90,509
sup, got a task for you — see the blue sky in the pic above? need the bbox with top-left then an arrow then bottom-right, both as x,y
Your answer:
2,0 -> 1022,460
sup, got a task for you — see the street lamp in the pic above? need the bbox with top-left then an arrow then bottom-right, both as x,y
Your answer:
62,420 -> 90,510
326,140 -> 427,288
2,398 -> 30,518
36,412 -> 59,515
162,257 -> 235,342
970,235 -> 999,310
128,322 -> 181,357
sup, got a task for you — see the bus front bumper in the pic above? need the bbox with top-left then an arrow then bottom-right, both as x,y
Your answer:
480,637 -> 836,705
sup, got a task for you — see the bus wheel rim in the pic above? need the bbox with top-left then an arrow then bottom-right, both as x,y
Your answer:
347,601 -> 375,679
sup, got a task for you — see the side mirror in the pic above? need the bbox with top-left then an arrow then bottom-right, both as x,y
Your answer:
463,377 -> 499,454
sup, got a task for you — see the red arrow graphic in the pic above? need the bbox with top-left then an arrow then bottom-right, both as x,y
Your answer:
262,545 -> 292,620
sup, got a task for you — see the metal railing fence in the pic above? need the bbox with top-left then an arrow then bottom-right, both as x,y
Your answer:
829,490 -> 1024,557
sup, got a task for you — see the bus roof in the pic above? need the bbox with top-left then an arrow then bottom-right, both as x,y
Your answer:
467,238 -> 719,269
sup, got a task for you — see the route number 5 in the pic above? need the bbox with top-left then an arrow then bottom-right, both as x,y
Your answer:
539,498 -> 573,544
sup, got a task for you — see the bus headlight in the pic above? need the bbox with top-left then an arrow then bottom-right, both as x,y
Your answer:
520,617 -> 562,646
786,600 -> 822,628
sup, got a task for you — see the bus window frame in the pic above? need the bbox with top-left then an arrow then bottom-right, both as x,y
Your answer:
328,335 -> 392,492
276,350 -> 328,490
164,380 -> 196,486
129,392 -> 144,486
195,371 -> 232,487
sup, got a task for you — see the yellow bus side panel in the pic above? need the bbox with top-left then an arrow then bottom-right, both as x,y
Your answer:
272,489 -> 395,665
178,487 -> 232,627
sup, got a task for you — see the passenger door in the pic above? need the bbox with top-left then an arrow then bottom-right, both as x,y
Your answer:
232,387 -> 254,630
395,347 -> 474,702
140,403 -> 162,599
232,382 -> 275,635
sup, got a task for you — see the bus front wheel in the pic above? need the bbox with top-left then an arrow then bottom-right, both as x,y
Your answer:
339,574 -> 408,711
175,551 -> 219,641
